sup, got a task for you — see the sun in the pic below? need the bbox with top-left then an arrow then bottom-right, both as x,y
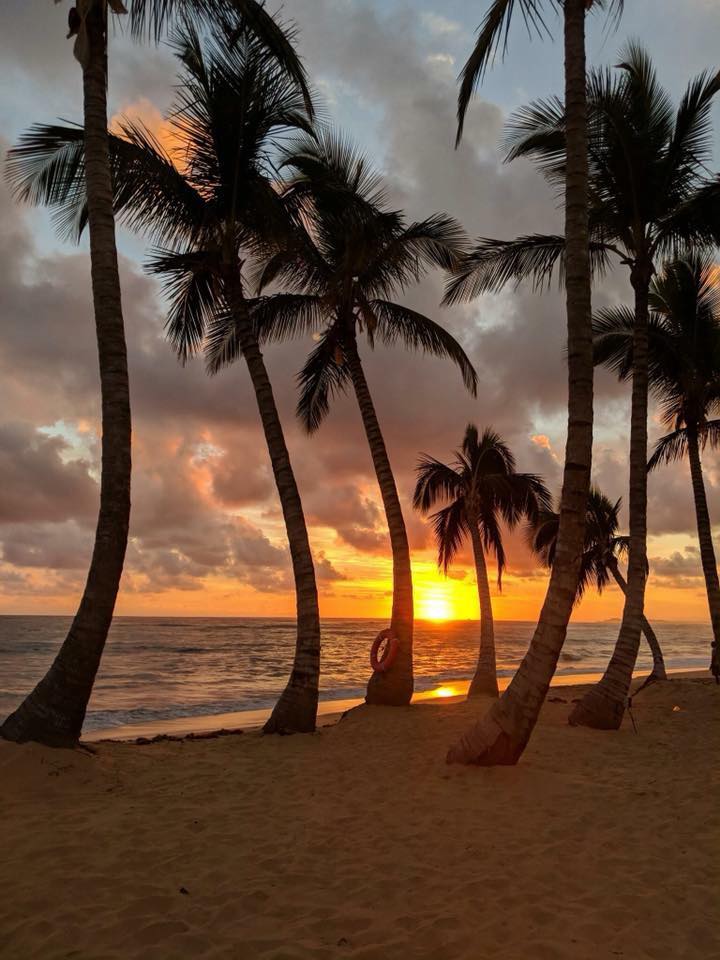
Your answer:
419,591 -> 453,621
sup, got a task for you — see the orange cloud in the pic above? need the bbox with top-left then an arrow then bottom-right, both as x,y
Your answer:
110,97 -> 186,171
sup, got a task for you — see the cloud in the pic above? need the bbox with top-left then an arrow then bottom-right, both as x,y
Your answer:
648,546 -> 708,589
0,423 -> 97,525
0,0 -> 718,617
420,12 -> 461,36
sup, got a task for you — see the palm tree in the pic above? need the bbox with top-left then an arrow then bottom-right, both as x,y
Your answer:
9,21 -> 323,734
530,488 -> 667,680
0,0 -> 133,746
597,257 -> 720,663
231,132 -> 477,707
447,44 -> 720,733
0,1 -> 312,748
414,425 -> 551,697
445,0 -> 625,765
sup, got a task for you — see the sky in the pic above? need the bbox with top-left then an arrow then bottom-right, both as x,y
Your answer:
0,0 -> 719,622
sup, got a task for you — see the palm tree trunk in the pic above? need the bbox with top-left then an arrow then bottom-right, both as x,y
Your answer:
467,524 -> 499,698
344,335 -> 414,706
608,559 -> 667,680
447,0 -> 593,764
687,429 -> 720,652
569,264 -> 651,729
1,4 -> 131,748
224,270 -> 321,734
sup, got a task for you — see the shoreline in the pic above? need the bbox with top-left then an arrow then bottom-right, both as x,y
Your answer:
84,666 -> 708,743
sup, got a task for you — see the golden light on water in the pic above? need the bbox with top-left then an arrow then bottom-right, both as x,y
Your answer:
433,685 -> 457,698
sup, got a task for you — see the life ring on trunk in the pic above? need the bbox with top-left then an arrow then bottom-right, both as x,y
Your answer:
370,629 -> 399,673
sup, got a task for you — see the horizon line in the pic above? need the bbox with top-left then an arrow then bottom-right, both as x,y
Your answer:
0,613 -> 711,625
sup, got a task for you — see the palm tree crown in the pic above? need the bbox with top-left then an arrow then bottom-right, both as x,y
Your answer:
415,425 -> 551,581
648,259 -> 720,465
7,20 -> 317,354
530,487 -> 628,600
592,256 -> 720,466
125,0 -> 313,112
530,486 -> 668,679
447,42 -> 720,304
225,130 -> 478,429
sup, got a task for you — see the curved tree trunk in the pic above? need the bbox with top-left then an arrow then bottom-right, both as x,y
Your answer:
608,559 -> 667,681
1,5 -> 131,748
687,429 -> 720,656
570,265 -> 651,729
345,336 -> 414,706
467,525 -> 499,698
447,0 -> 593,764
225,270 -> 321,734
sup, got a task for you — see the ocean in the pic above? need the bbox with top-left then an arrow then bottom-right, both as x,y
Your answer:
0,616 -> 711,733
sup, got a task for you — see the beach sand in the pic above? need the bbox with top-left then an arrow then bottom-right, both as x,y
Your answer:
1,676 -> 718,959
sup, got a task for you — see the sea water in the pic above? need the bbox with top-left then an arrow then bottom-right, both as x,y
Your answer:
0,616 -> 711,732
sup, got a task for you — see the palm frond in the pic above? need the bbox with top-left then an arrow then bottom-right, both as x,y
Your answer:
252,294 -> 326,343
112,117 -> 208,246
146,248 -> 222,362
479,508 -> 508,589
647,428 -> 689,470
652,176 -> 720,257
204,307 -> 245,373
528,485 -> 627,603
5,117 -> 209,246
296,329 -> 351,433
443,234 -> 611,303
502,95 -> 565,167
592,305 -> 636,379
431,500 -> 469,574
281,128 -> 388,212
456,0 -> 551,146
252,232 -> 330,295
129,0 -> 315,117
361,215 -> 468,294
527,509 -> 559,568
367,299 -> 478,395
663,68 -> 720,191
701,419 -> 720,452
4,122 -> 87,240
413,456 -> 463,513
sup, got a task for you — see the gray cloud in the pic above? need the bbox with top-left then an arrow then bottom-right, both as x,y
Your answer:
0,0 -> 718,610
0,422 -> 96,525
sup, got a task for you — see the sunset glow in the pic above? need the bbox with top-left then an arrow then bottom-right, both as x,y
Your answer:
418,589 -> 454,621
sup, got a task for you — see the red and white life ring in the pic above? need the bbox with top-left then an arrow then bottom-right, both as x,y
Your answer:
370,629 -> 399,673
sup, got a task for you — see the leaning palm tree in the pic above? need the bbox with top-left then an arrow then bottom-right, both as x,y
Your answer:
6,21 -> 323,734
0,0 -> 312,747
414,426 -> 551,697
598,257 -> 720,661
446,0 -> 624,765
0,0 -> 134,746
448,43 -> 720,732
530,488 -> 667,680
234,131 -> 477,707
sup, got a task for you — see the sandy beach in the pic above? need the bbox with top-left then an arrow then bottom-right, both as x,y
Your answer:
1,675 -> 718,959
